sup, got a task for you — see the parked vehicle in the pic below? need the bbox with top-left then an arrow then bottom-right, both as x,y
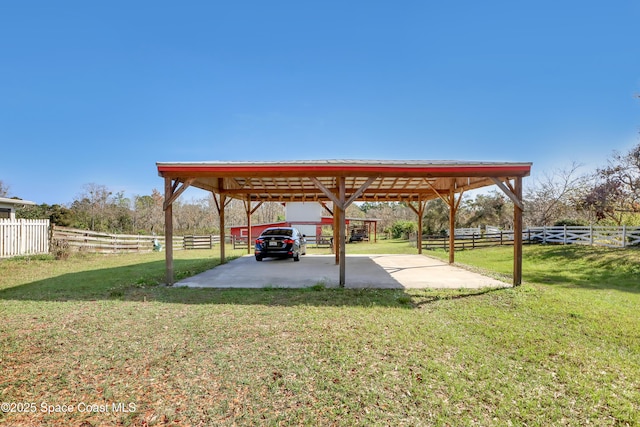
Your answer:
255,227 -> 307,261
349,229 -> 368,243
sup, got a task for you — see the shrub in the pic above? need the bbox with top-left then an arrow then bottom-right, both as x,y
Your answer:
553,219 -> 587,226
51,239 -> 70,260
390,220 -> 417,239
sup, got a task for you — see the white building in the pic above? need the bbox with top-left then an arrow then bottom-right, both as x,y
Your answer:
0,197 -> 36,220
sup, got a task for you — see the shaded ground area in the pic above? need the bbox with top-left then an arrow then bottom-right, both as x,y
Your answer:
176,254 -> 508,289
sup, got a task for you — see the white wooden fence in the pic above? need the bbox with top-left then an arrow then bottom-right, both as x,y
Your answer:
424,225 -> 640,251
526,225 -> 640,248
0,219 -> 50,258
452,227 -> 482,239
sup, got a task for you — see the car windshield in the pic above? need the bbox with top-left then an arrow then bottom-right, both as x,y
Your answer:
261,228 -> 293,237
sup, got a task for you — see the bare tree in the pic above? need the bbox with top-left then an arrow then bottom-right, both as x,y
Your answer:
524,162 -> 592,226
0,180 -> 9,197
253,202 -> 285,224
133,190 -> 164,233
70,183 -> 114,231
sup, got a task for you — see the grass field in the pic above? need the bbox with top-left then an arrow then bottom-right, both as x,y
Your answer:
0,242 -> 638,426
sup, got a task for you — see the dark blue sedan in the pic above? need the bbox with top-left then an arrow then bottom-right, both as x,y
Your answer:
255,227 -> 307,261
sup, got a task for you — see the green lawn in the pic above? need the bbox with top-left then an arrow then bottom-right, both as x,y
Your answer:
0,243 -> 638,426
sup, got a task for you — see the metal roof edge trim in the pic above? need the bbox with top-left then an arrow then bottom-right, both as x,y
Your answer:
156,159 -> 532,167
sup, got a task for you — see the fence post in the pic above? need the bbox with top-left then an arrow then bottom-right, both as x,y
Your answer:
590,225 -> 594,246
543,226 -> 547,244
622,225 -> 627,248
19,219 -> 25,256
563,224 -> 567,245
48,224 -> 53,255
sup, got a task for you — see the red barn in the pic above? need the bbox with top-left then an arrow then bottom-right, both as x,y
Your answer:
229,217 -> 379,244
229,217 -> 340,242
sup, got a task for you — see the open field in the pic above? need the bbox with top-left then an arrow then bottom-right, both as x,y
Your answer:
1,242 -> 639,426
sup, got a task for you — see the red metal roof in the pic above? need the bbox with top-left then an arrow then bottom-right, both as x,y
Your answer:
156,159 -> 531,203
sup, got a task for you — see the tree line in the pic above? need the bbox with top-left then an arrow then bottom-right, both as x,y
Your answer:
2,142 -> 639,236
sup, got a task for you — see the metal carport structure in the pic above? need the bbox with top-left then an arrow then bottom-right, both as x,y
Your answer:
156,160 -> 531,287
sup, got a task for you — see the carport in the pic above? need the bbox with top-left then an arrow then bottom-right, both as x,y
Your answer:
156,160 -> 531,287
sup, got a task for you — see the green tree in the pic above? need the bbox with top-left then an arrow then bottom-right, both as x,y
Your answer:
461,191 -> 512,229
422,199 -> 450,235
17,204 -> 73,226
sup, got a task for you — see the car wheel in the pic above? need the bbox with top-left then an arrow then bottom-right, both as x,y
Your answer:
255,255 -> 263,261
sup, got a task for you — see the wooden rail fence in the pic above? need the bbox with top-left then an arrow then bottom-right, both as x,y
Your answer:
51,226 -> 179,254
422,230 -> 529,251
183,235 -> 221,249
49,227 -> 224,254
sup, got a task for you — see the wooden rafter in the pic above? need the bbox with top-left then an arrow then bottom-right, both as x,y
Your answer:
345,176 -> 378,207
310,177 -> 341,207
490,177 -> 524,210
425,179 -> 450,206
163,178 -> 194,210
320,201 -> 333,216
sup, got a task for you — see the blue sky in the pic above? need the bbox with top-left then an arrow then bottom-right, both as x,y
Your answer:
2,1 -> 639,205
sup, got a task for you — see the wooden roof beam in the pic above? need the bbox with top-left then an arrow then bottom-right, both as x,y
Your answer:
491,177 -> 524,210
163,178 -> 194,210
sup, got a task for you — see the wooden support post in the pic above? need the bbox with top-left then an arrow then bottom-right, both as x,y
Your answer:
220,193 -> 226,263
310,175 -> 376,285
338,177 -> 346,287
246,196 -> 252,255
406,200 -> 425,254
164,177 -> 174,285
513,177 -> 523,286
417,203 -> 423,254
448,185 -> 456,264
333,207 -> 340,263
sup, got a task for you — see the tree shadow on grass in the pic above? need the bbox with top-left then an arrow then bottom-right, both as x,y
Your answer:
0,257 -> 502,308
411,286 -> 507,308
522,245 -> 640,293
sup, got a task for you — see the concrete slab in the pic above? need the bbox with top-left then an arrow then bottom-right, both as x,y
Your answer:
175,254 -> 508,289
